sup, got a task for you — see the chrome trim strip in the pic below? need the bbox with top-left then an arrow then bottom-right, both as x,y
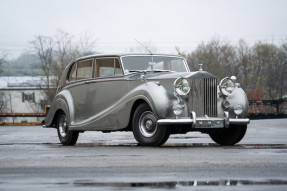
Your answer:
229,118 -> 250,125
224,111 -> 229,128
120,55 -> 190,74
157,119 -> 193,125
191,111 -> 196,128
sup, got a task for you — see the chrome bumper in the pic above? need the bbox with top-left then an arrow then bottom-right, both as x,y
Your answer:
157,111 -> 250,128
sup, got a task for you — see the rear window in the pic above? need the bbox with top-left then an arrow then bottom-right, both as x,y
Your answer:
68,59 -> 94,82
77,59 -> 93,80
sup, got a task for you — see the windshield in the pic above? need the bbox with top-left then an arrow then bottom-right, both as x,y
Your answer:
121,56 -> 189,74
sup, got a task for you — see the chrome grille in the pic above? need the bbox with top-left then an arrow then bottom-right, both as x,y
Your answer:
190,77 -> 217,117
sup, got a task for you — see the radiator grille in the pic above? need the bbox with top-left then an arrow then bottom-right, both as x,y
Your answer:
190,77 -> 217,117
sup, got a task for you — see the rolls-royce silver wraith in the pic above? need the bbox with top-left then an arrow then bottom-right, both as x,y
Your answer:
43,54 -> 250,146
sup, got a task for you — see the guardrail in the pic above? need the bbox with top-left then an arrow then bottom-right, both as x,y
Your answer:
248,99 -> 287,119
0,113 -> 46,117
0,113 -> 46,126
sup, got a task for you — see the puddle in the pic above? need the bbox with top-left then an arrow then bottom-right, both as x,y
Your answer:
73,179 -> 287,188
162,143 -> 287,149
75,142 -> 138,147
239,144 -> 287,149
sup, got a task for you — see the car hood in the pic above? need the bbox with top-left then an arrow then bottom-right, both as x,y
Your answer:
141,71 -> 217,80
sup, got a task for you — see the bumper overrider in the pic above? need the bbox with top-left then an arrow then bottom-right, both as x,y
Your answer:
157,111 -> 250,128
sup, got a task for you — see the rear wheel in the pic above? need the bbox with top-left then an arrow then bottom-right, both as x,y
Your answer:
57,111 -> 79,146
132,103 -> 170,146
209,125 -> 247,145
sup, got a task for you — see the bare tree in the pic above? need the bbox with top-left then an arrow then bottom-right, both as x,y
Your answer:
278,41 -> 287,99
0,51 -> 8,115
0,51 -> 8,74
186,37 -> 238,79
52,30 -> 77,86
78,31 -> 97,56
30,35 -> 55,104
30,30 -> 97,105
236,39 -> 251,89
251,42 -> 281,99
0,92 -> 8,115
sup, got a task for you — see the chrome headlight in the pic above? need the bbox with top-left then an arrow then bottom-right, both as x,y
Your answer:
174,77 -> 190,96
219,77 -> 235,96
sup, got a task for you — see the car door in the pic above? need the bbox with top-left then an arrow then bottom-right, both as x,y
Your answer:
68,57 -> 128,129
66,58 -> 95,123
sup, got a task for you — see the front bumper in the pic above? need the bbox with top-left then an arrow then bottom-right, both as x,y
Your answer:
157,111 -> 250,128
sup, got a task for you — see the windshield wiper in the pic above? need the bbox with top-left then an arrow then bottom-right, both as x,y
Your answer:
128,70 -> 145,73
150,69 -> 173,72
127,69 -> 173,74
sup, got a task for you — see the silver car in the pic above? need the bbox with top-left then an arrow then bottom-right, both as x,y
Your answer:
43,54 -> 250,146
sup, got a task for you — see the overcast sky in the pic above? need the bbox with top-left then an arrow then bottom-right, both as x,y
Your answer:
0,0 -> 287,58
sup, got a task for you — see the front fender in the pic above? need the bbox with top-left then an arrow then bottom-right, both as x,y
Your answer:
129,82 -> 171,119
217,85 -> 249,118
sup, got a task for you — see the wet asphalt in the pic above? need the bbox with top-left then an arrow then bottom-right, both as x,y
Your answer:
0,119 -> 287,190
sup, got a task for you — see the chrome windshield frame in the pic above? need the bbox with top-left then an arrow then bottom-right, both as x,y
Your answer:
120,55 -> 190,75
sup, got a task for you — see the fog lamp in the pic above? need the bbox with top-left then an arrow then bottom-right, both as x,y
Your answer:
222,100 -> 230,109
234,104 -> 243,115
173,104 -> 184,116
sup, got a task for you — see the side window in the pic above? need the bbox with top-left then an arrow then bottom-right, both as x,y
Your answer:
96,58 -> 123,77
77,59 -> 93,80
68,63 -> 77,82
68,59 -> 94,82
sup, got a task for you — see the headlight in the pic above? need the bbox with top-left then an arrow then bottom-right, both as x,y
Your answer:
174,77 -> 190,95
219,77 -> 235,96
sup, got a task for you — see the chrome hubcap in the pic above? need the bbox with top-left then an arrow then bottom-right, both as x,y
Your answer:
139,111 -> 158,137
59,115 -> 68,137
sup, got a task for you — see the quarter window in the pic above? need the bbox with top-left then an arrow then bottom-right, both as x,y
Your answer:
68,63 -> 77,81
96,58 -> 122,77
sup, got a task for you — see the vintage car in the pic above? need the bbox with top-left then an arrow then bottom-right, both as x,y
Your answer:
43,54 -> 250,146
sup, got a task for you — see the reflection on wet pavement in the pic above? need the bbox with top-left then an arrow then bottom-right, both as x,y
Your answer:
75,142 -> 287,149
1,141 -> 287,149
73,179 -> 287,188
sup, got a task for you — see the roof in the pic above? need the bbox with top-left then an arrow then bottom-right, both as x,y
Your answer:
67,53 -> 185,69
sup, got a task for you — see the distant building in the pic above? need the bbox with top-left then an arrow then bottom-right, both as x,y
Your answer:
0,76 -> 56,123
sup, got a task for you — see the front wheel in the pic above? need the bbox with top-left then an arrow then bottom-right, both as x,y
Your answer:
57,112 -> 79,146
132,103 -> 170,146
209,125 -> 247,146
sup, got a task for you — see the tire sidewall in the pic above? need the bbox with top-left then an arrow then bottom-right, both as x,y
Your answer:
209,125 -> 247,146
57,111 -> 79,145
132,103 -> 170,146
